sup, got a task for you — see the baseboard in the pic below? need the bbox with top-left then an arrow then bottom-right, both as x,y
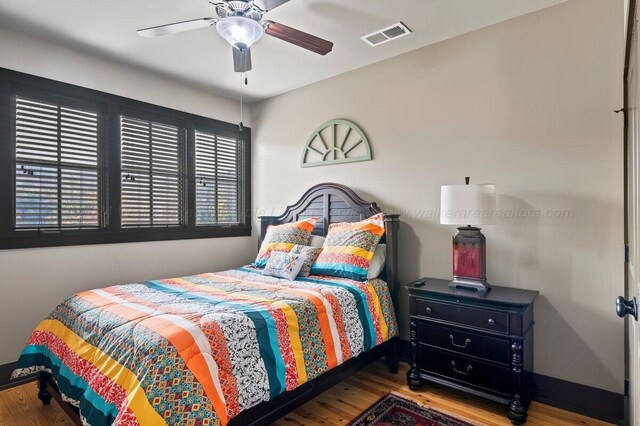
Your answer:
0,361 -> 35,391
533,373 -> 623,425
398,339 -> 624,425
1,344 -> 626,425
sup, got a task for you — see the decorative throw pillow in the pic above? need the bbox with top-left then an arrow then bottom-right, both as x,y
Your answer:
290,244 -> 323,277
309,235 -> 325,248
262,251 -> 306,280
311,213 -> 385,281
254,217 -> 317,268
367,243 -> 386,279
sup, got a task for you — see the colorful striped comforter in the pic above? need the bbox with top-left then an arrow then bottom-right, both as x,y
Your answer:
12,267 -> 397,426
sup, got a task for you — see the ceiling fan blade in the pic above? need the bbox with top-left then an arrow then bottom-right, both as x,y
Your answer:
253,0 -> 290,12
233,47 -> 252,72
264,21 -> 333,55
137,18 -> 216,38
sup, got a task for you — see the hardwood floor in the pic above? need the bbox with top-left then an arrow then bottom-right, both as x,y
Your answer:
0,361 -> 612,426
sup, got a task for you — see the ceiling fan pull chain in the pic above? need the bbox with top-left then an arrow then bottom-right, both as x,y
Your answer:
239,72 -> 244,132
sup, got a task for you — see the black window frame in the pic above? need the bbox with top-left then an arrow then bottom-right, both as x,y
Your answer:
0,68 -> 251,249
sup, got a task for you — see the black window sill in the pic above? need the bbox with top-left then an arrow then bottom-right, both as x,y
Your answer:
0,225 -> 252,250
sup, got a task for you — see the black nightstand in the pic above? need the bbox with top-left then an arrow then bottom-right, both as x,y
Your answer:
406,278 -> 538,425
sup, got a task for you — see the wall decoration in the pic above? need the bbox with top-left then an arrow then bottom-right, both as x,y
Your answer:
300,119 -> 372,168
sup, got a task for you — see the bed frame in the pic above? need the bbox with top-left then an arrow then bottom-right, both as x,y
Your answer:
36,182 -> 400,426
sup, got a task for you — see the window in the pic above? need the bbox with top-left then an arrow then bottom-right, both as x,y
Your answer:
195,130 -> 243,226
121,116 -> 185,227
15,95 -> 102,230
0,68 -> 251,249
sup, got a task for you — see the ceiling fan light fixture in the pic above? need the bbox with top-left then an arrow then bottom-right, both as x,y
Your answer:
216,16 -> 264,50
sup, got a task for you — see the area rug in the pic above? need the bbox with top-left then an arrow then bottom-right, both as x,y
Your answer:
348,392 -> 480,426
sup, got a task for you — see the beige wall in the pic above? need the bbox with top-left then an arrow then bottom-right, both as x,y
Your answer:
0,28 -> 255,365
252,0 -> 625,393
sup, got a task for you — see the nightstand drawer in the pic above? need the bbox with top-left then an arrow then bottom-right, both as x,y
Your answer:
418,345 -> 512,395
414,298 -> 509,334
418,322 -> 511,365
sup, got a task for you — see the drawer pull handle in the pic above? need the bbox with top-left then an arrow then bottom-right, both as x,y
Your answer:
450,360 -> 473,375
449,335 -> 471,349
426,307 -> 432,314
488,318 -> 496,326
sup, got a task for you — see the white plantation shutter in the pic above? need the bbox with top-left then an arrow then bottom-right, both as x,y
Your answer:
120,116 -> 185,227
195,130 -> 243,225
14,96 -> 101,230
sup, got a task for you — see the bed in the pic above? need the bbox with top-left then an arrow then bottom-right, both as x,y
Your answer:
12,182 -> 400,426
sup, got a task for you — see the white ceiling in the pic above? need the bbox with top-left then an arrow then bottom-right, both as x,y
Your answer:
0,0 -> 566,103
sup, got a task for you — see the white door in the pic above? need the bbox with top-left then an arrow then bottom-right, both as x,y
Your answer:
623,2 -> 640,424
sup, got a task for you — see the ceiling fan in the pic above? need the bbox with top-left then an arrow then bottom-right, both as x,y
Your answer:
137,0 -> 334,73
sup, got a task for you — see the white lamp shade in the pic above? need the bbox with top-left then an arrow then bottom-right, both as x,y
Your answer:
440,184 -> 496,225
216,16 -> 264,50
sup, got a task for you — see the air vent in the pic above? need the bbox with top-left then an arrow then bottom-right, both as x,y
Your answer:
361,22 -> 412,47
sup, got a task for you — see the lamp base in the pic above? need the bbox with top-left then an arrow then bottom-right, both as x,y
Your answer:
450,226 -> 490,293
449,277 -> 491,293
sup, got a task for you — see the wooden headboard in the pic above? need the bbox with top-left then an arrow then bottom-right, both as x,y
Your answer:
258,182 -> 400,308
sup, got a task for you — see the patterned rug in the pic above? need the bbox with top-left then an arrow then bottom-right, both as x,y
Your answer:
348,393 -> 479,426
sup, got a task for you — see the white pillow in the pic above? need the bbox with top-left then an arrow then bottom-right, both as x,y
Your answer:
367,244 -> 386,279
263,251 -> 306,281
309,235 -> 326,248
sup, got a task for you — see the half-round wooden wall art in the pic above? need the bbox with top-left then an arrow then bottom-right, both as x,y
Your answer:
300,119 -> 372,168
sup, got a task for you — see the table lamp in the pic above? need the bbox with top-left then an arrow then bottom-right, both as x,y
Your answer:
440,177 -> 496,293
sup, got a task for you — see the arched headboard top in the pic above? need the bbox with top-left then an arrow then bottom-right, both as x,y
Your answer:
258,182 -> 400,307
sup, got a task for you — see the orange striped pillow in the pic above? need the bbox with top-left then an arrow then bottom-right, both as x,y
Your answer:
254,218 -> 317,267
311,213 -> 385,281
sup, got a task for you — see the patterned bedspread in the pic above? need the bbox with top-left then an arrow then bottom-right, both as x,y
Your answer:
12,267 -> 397,426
